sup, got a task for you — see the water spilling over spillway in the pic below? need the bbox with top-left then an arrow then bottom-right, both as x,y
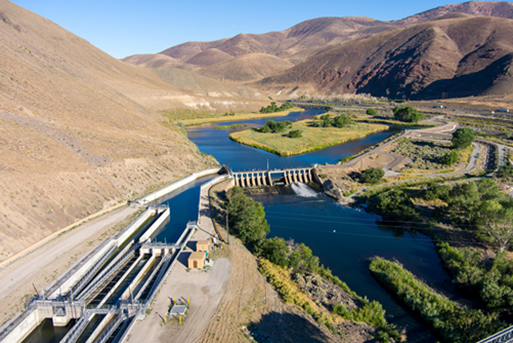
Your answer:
290,182 -> 318,198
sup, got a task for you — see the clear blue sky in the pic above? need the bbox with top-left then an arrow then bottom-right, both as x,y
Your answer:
10,0 -> 493,59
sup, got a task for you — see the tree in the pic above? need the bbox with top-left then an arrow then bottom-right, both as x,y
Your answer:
289,243 -> 320,273
333,114 -> 353,128
447,182 -> 481,225
393,105 -> 425,123
261,237 -> 289,267
442,150 -> 459,166
452,128 -> 475,149
288,129 -> 302,138
262,120 -> 287,133
476,199 -> 513,252
227,187 -> 270,249
366,108 -> 377,116
360,167 -> 385,184
497,165 -> 513,179
370,188 -> 420,221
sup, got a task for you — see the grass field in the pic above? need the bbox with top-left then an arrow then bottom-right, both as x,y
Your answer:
178,107 -> 304,126
229,120 -> 389,156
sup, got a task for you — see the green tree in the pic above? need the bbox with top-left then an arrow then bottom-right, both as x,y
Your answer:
261,237 -> 289,267
333,114 -> 353,128
366,108 -> 377,116
289,243 -> 320,273
447,182 -> 481,224
452,128 -> 475,149
497,165 -> 513,179
393,105 -> 425,123
227,187 -> 270,249
360,167 -> 385,184
476,199 -> 513,252
288,129 -> 303,138
442,150 -> 459,166
370,188 -> 420,221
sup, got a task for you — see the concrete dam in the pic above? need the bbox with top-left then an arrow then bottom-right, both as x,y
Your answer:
232,167 -> 315,188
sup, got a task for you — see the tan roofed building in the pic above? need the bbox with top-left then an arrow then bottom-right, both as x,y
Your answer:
196,239 -> 211,252
188,251 -> 206,269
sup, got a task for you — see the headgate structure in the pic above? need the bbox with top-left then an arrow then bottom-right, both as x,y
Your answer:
232,167 -> 315,188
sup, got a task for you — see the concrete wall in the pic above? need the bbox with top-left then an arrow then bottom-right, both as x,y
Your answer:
2,310 -> 40,343
135,168 -> 223,206
197,174 -> 230,223
115,207 -> 155,246
52,240 -> 117,299
138,208 -> 170,243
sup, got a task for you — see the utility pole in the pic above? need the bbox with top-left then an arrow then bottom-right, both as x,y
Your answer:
226,211 -> 230,245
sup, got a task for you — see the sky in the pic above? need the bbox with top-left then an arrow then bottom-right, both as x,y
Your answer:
9,0 -> 498,59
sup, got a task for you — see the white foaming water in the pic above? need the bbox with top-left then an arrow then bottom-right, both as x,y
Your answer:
291,182 -> 318,198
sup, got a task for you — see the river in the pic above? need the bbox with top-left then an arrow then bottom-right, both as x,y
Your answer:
186,109 -> 453,342
24,109 -> 446,343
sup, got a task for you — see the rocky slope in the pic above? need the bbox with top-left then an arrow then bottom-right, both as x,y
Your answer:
255,15 -> 513,99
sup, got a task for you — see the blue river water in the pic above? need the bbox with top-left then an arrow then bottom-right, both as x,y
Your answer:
23,109 -> 444,342
185,109 -> 451,341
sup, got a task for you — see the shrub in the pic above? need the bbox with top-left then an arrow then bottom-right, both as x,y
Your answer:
442,150 -> 459,166
393,105 -> 425,123
360,167 -> 385,184
369,257 -> 505,343
366,108 -> 377,116
288,129 -> 303,138
452,128 -> 475,149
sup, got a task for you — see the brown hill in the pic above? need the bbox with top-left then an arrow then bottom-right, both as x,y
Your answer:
254,16 -> 513,99
121,53 -> 178,68
0,0 -> 266,260
394,1 -> 513,25
125,1 -> 513,84
185,48 -> 233,66
153,67 -> 263,98
200,53 -> 294,82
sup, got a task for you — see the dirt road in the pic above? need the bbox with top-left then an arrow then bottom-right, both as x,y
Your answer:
0,205 -> 138,327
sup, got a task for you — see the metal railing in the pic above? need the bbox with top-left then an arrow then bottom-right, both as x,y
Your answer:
59,310 -> 93,343
477,326 -> 513,343
70,245 -> 117,298
95,313 -> 126,343
77,245 -> 138,301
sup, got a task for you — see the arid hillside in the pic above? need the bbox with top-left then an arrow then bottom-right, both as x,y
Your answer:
254,16 -> 513,99
123,1 -> 513,99
0,0 -> 264,260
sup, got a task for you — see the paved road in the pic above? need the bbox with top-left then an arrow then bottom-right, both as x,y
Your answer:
0,205 -> 137,304
350,141 -> 482,197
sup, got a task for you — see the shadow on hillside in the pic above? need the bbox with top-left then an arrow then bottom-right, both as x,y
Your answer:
247,312 -> 333,343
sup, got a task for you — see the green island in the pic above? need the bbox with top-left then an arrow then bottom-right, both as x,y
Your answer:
179,107 -> 304,126
229,119 -> 389,156
214,123 -> 245,130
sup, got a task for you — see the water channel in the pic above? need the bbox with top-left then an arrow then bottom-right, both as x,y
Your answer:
186,109 -> 453,342
24,109 -> 447,342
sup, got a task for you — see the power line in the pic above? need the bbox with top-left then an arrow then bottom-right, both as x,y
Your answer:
267,224 -> 484,246
264,211 -> 478,230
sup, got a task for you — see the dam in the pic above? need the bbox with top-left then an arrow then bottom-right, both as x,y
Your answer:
231,167 -> 316,187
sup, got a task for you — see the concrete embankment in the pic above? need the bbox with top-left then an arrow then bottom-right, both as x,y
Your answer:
135,168 -> 224,206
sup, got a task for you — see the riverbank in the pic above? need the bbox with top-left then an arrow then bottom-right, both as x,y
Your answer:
229,121 -> 389,157
197,180 -> 383,343
179,107 -> 304,126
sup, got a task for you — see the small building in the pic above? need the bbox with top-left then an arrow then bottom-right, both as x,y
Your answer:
188,251 -> 206,269
196,239 -> 211,252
